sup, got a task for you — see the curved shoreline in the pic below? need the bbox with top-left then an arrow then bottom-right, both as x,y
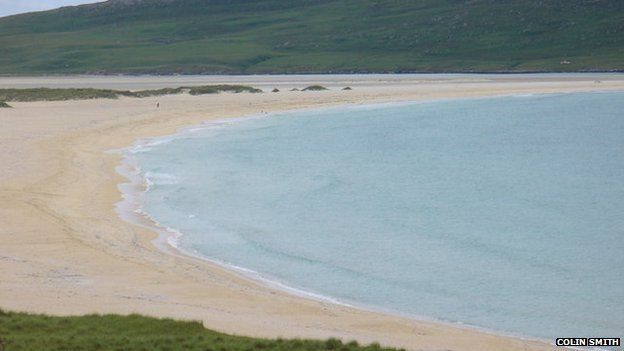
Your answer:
112,103 -> 553,346
114,91 -> 616,348
2,74 -> 624,351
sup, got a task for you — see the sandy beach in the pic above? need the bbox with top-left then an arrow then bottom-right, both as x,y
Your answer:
1,74 -> 623,350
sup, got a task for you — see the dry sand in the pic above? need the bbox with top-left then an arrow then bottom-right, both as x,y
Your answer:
1,74 -> 623,350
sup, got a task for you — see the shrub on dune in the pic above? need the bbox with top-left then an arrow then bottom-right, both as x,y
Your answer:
302,85 -> 328,91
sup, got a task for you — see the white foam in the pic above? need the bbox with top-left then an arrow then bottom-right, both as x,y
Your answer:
144,171 -> 180,185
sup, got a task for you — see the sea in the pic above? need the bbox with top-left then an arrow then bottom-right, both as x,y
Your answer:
122,91 -> 624,342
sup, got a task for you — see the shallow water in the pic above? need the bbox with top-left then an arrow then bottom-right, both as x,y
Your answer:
130,92 -> 624,340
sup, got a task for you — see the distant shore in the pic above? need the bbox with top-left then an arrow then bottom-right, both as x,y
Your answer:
1,74 -> 623,351
2,72 -> 624,91
1,69 -> 623,77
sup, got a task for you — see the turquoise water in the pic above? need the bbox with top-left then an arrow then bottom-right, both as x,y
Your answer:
130,92 -> 624,340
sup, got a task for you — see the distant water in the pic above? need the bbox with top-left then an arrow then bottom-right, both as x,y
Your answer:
128,92 -> 624,340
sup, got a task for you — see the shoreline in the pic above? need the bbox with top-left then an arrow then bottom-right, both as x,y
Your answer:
2,74 -> 623,351
114,91 -> 613,347
2,72 -> 624,91
112,103 -> 550,346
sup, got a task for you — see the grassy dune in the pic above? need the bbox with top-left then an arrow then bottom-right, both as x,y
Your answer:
302,85 -> 329,91
0,0 -> 622,74
0,310 -> 399,351
0,85 -> 262,102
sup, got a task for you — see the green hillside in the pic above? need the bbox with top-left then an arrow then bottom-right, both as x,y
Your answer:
0,310 -> 399,351
0,0 -> 622,74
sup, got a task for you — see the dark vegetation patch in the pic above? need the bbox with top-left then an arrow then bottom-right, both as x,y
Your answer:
0,85 -> 262,102
302,85 -> 328,91
187,85 -> 262,95
0,310 -> 403,351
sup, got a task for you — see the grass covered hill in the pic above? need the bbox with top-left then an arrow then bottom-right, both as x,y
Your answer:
0,0 -> 622,75
0,310 -> 400,351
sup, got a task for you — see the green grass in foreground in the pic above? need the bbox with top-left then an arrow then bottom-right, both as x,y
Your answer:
0,85 -> 262,102
0,310 -> 400,351
0,101 -> 11,108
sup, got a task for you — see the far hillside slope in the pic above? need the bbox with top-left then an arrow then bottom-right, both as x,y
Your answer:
0,0 -> 622,74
